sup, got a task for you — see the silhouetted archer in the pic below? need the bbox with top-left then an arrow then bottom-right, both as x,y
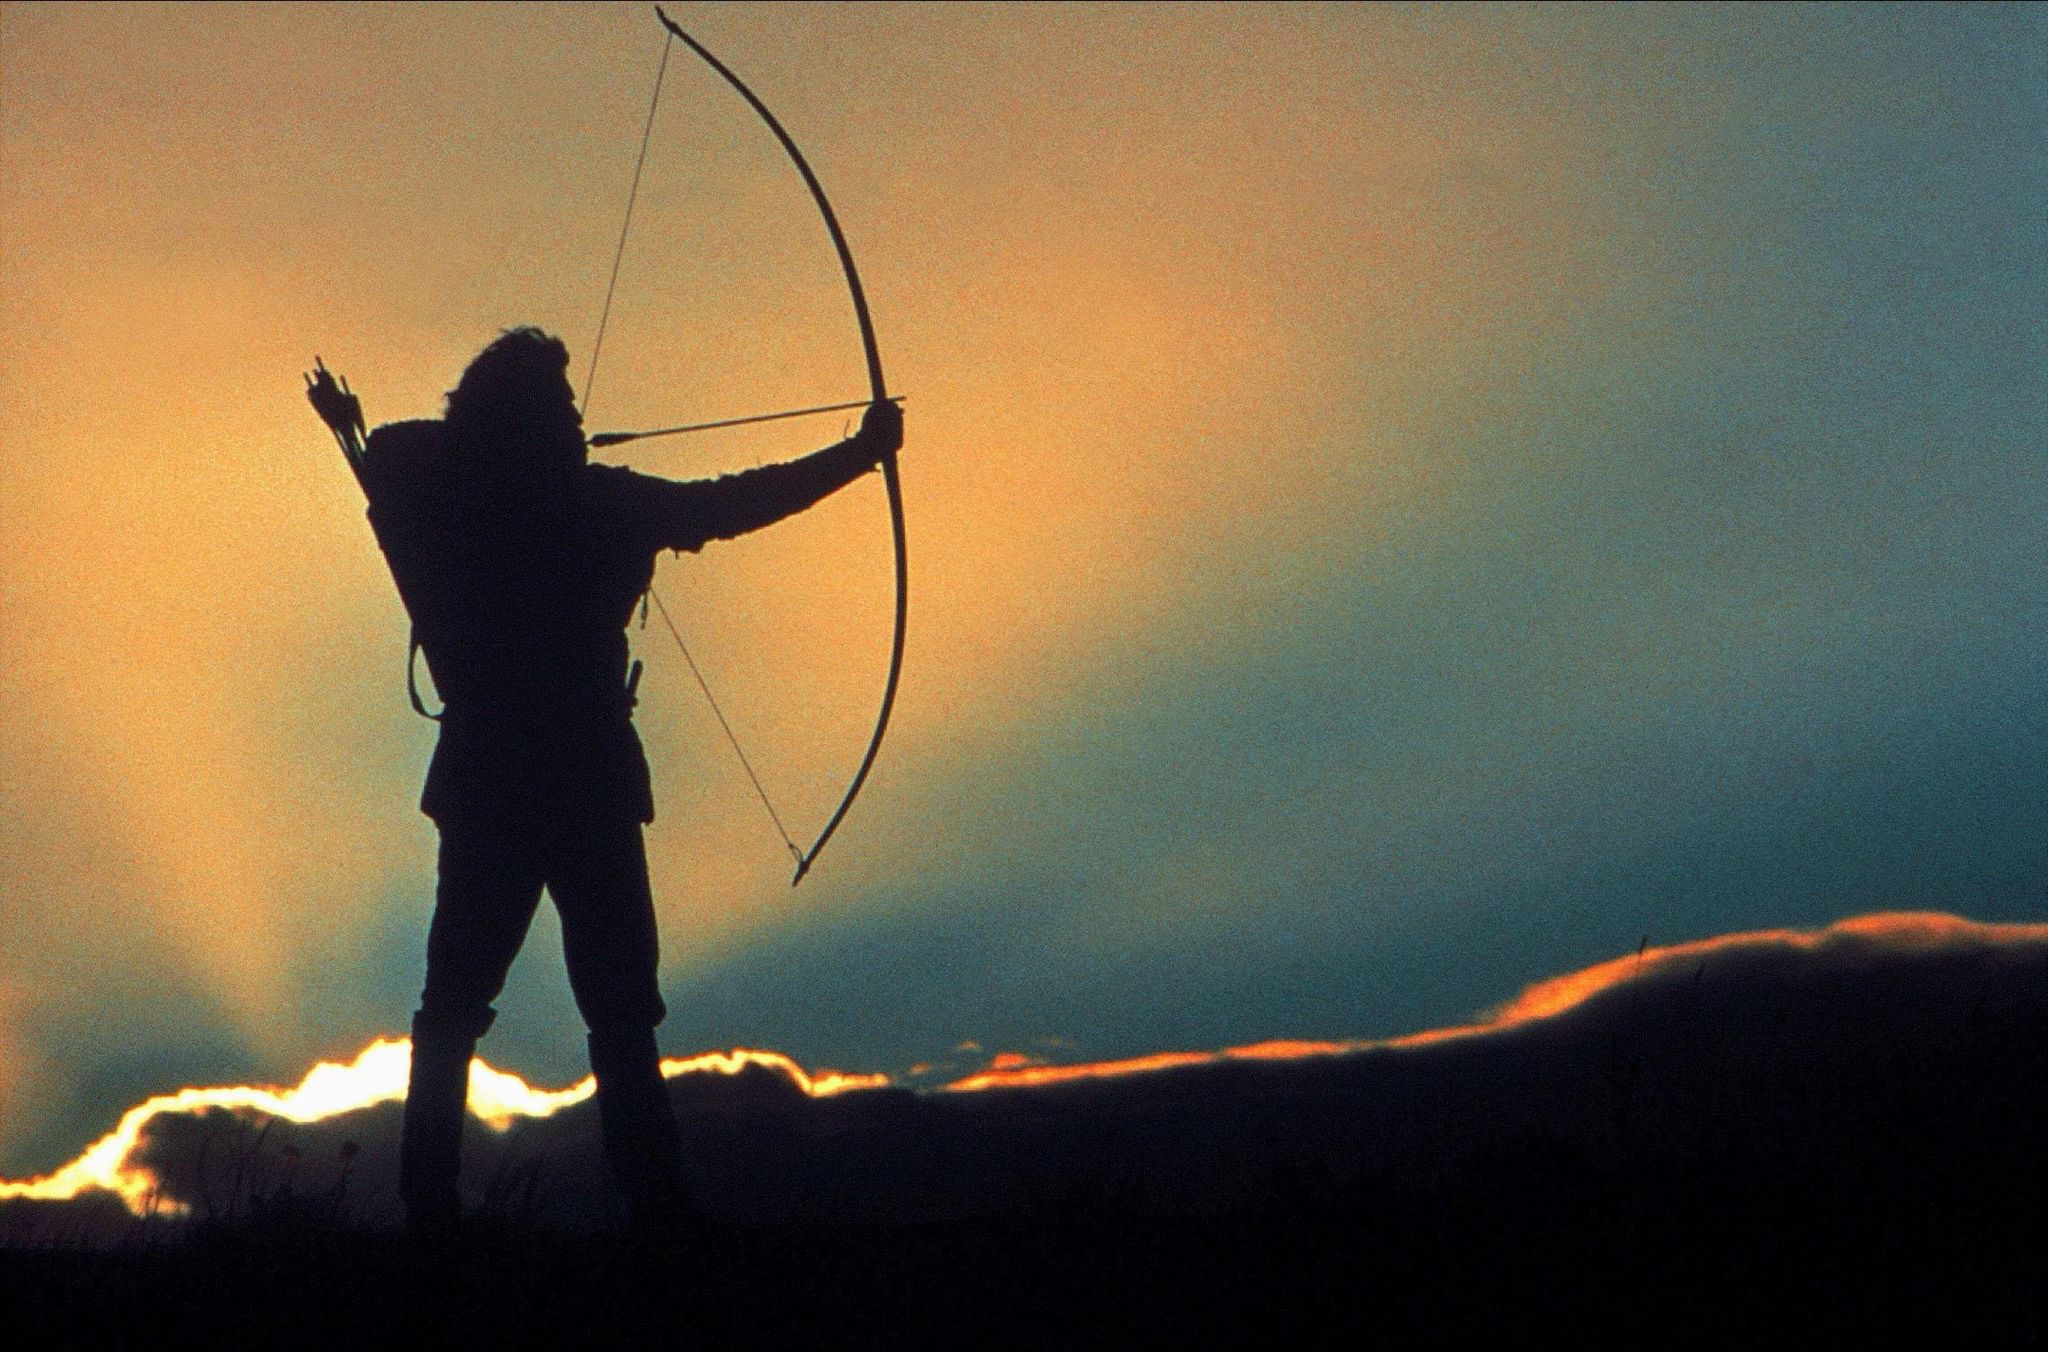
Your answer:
308,332 -> 898,1235
308,331 -> 898,1235
303,7 -> 906,1237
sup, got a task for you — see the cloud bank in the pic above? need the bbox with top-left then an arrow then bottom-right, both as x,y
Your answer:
5,911 -> 2039,1240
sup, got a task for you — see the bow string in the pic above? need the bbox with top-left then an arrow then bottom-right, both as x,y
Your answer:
589,7 -> 907,887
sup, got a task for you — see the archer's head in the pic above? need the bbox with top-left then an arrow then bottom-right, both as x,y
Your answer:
445,327 -> 585,475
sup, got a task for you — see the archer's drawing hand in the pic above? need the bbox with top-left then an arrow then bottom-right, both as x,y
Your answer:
857,398 -> 903,460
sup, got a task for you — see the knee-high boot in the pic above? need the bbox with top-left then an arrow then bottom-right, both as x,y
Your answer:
587,1028 -> 694,1233
400,1013 -> 477,1232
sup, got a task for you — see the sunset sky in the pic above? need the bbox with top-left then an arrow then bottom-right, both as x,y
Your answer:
2,3 -> 2042,1176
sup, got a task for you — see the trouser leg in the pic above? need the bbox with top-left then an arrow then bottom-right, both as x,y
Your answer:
587,1027 -> 693,1230
400,1012 -> 480,1230
548,818 -> 690,1229
402,815 -> 544,1229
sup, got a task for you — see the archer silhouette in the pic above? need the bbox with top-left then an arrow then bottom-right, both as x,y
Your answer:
310,327 -> 902,1233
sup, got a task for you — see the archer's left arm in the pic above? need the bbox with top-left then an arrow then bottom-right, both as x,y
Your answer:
629,400 -> 902,552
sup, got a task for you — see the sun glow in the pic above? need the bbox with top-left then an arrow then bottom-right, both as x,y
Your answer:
0,1039 -> 889,1215
657,1047 -> 890,1099
0,1039 -> 414,1214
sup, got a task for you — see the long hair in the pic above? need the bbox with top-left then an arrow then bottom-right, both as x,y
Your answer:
443,327 -> 582,478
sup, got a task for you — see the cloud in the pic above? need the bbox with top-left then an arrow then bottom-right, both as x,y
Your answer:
945,910 -> 2048,1083
6,910 -> 2039,1242
0,1038 -> 877,1224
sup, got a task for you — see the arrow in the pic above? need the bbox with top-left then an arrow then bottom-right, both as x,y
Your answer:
588,394 -> 905,449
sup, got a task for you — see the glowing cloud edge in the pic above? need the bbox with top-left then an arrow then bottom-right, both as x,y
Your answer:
0,1042 -> 883,1214
940,911 -> 2048,1089
3,911 -> 2040,1214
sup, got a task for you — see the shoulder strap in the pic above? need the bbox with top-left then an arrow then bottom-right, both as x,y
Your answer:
407,628 -> 443,721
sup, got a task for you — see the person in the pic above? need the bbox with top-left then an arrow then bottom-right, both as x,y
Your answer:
332,327 -> 901,1233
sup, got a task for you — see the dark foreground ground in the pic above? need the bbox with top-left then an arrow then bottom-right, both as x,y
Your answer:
8,1072 -> 2044,1346
7,934 -> 2045,1346
6,1145 -> 2045,1347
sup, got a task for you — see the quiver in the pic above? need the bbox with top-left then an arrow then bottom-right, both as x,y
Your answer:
359,419 -> 455,718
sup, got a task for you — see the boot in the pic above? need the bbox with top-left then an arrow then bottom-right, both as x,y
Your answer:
587,1027 -> 696,1237
400,1013 -> 477,1235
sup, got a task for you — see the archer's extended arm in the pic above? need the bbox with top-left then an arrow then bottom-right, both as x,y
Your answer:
627,399 -> 902,553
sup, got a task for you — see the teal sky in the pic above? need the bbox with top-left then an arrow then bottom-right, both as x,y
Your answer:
2,3 -> 2043,1173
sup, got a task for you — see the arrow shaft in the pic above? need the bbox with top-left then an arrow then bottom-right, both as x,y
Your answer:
588,394 -> 904,449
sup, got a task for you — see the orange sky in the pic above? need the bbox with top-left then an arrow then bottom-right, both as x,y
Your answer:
2,2 -> 1586,1034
